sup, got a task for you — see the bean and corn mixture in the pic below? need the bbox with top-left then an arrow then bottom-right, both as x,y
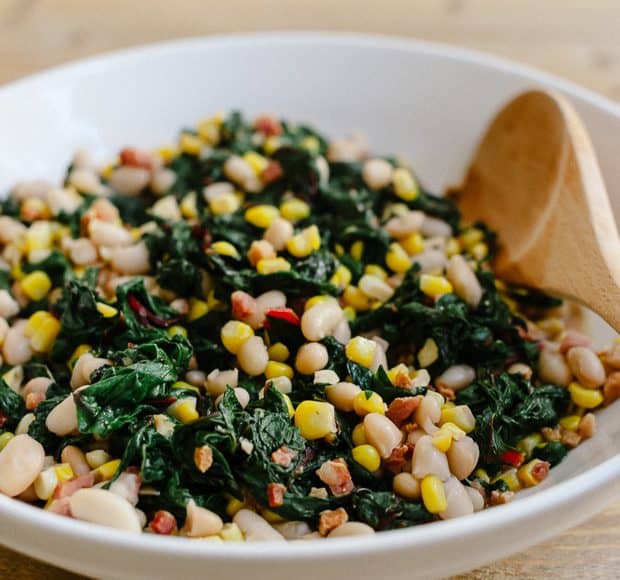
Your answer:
0,112 -> 618,541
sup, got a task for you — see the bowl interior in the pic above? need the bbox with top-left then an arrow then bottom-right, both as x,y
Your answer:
0,33 -> 619,578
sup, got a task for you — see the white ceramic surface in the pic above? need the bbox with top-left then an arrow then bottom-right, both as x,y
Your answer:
0,33 -> 619,580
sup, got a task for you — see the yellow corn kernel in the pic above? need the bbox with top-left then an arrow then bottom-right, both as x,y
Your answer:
209,192 -> 241,215
172,381 -> 200,395
263,136 -> 281,156
68,344 -> 91,369
34,467 -> 59,501
559,415 -> 581,432
226,496 -> 246,517
471,469 -> 489,485
518,459 -> 549,488
219,522 -> 244,542
417,338 -> 439,368
470,242 -> 488,261
220,320 -> 254,354
25,222 -> 53,253
386,242 -> 411,273
25,310 -> 51,336
568,382 -> 604,409
346,336 -> 377,368
401,232 -> 424,256
536,317 -> 565,338
211,241 -> 240,259
157,145 -> 179,163
392,168 -> 419,201
364,264 -> 388,281
286,225 -> 321,258
168,398 -> 200,424
54,463 -> 75,483
300,136 -> 320,153
420,274 -> 453,300
256,257 -> 291,274
350,240 -> 364,261
351,423 -> 367,446
21,270 -> 52,301
188,298 -> 208,322
492,468 -> 521,492
432,429 -> 454,452
294,400 -> 337,441
352,444 -> 381,472
100,162 -> 116,179
460,228 -> 484,249
265,361 -> 294,380
343,286 -> 371,312
168,325 -> 188,339
342,306 -> 356,322
243,151 -> 270,176
21,198 -> 51,221
96,302 -> 118,318
95,459 -> 122,482
304,295 -> 331,311
421,475 -> 447,514
268,342 -> 290,362
280,198 -> 310,222
11,263 -> 25,281
516,433 -> 544,458
440,405 -> 476,434
0,432 -> 14,451
180,192 -> 199,219
245,205 -> 280,229
197,113 -> 224,145
353,390 -> 385,417
445,237 -> 461,257
334,243 -> 345,257
179,133 -> 203,156
30,316 -> 61,353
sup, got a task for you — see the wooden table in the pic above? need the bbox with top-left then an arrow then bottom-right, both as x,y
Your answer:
0,1 -> 618,577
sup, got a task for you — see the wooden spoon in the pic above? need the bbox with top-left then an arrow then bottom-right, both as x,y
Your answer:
458,89 -> 620,331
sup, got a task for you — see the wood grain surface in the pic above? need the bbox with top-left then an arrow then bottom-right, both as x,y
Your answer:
0,1 -> 618,578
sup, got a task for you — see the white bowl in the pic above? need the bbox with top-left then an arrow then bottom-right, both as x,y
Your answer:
1,33 -> 619,580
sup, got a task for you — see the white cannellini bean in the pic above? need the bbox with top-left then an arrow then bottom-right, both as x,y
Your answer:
274,521 -> 312,540
60,445 -> 91,477
150,168 -> 177,196
15,413 -> 35,435
223,156 -> 255,186
566,346 -> 606,389
263,217 -> 294,251
507,362 -> 533,380
12,179 -> 52,200
233,509 -> 285,542
0,217 -> 27,245
439,476 -> 474,520
412,249 -> 447,275
0,290 -> 20,319
69,488 -> 142,532
185,370 -> 206,387
392,472 -> 421,500
68,168 -> 104,195
415,394 -> 442,434
47,187 -> 82,216
446,254 -> 483,309
538,344 -> 572,387
203,182 -> 234,202
421,216 -> 452,238
0,434 -> 45,497
108,166 -> 150,196
111,242 -> 150,275
314,369 -> 339,385
295,342 -> 329,375
370,338 -> 388,373
45,393 -> 79,436
67,238 -> 98,266
465,486 -> 485,512
362,159 -> 393,190
88,220 -> 133,247
326,382 -> 362,412
22,376 -> 52,399
384,211 -> 425,239
2,320 -> 32,366
237,336 -> 269,376
216,387 -> 250,409
328,522 -> 375,538
411,435 -> 450,481
108,471 -> 141,506
151,196 -> 182,221
436,364 -> 476,392
206,368 -> 239,397
71,353 -> 109,389
446,436 -> 479,480
301,300 -> 343,341
184,500 -> 224,537
359,274 -> 394,302
363,413 -> 403,458
246,290 -> 286,329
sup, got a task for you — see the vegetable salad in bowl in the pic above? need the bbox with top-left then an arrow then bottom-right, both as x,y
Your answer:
0,111 -> 617,541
